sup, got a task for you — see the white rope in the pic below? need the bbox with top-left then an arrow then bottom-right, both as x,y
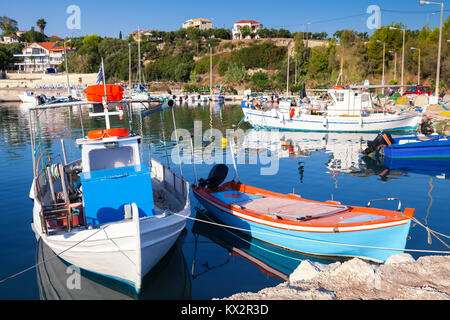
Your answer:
0,226 -> 106,284
177,212 -> 450,255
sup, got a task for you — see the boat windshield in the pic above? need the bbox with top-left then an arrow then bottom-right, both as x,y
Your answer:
89,146 -> 135,171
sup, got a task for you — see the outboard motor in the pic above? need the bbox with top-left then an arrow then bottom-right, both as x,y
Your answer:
419,117 -> 434,135
165,99 -> 175,108
363,131 -> 395,155
37,94 -> 47,105
198,164 -> 229,191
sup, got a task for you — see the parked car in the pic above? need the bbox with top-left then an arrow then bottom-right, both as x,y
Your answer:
402,85 -> 432,96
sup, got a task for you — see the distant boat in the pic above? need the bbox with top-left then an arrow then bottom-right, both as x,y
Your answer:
242,86 -> 424,132
29,86 -> 191,293
193,164 -> 415,263
18,91 -> 37,104
363,131 -> 450,160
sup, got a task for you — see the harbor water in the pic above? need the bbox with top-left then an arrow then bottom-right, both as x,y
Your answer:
0,101 -> 449,299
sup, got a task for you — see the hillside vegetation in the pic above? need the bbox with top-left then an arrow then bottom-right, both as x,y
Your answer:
2,19 -> 449,94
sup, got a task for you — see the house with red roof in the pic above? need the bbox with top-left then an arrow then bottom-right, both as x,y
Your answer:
1,33 -> 19,44
13,42 -> 75,73
233,20 -> 263,40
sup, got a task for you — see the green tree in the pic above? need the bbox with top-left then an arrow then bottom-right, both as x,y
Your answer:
36,19 -> 47,34
250,71 -> 270,91
240,25 -> 253,39
0,16 -> 18,35
224,62 -> 247,84
21,27 -> 47,43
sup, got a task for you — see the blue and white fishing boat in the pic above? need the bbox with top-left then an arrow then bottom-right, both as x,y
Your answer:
192,164 -> 415,263
242,86 -> 424,132
363,131 -> 450,159
28,86 -> 191,293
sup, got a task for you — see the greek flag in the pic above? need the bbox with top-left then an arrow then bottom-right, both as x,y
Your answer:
96,64 -> 104,85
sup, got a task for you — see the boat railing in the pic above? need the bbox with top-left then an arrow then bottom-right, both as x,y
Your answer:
366,198 -> 402,212
151,159 -> 190,207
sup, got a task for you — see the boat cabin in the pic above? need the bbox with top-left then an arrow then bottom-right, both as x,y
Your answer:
74,130 -> 154,225
325,88 -> 373,116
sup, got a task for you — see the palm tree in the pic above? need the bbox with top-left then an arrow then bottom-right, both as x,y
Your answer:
36,19 -> 46,34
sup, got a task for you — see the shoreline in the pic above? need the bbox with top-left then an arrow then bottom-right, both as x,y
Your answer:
220,253 -> 450,300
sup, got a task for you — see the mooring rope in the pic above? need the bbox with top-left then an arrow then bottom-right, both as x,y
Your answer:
0,226 -> 107,284
175,212 -> 450,255
411,217 -> 450,249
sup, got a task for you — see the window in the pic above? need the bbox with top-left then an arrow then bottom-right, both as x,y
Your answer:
335,92 -> 344,102
89,146 -> 134,171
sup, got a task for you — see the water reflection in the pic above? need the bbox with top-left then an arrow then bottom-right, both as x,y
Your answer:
36,230 -> 191,300
361,155 -> 450,181
240,130 -> 378,174
191,209 -> 336,282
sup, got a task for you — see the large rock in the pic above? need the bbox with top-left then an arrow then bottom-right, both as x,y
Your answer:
222,254 -> 450,300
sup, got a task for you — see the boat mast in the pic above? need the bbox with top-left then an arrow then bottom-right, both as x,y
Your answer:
286,43 -> 290,98
128,43 -> 132,96
209,44 -> 212,100
138,26 -> 142,86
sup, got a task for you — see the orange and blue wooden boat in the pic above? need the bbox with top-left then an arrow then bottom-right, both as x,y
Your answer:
193,165 -> 415,263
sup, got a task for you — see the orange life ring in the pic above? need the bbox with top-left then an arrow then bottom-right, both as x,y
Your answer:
290,108 -> 295,118
332,86 -> 345,90
87,128 -> 130,139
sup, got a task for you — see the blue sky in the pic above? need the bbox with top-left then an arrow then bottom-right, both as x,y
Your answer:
1,0 -> 448,38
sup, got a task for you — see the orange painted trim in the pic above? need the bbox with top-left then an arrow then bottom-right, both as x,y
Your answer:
193,183 -> 413,232
87,128 -> 130,140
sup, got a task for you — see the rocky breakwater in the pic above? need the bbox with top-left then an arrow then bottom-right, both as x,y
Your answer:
223,254 -> 450,300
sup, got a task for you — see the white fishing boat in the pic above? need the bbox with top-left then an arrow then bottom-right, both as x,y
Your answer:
19,91 -> 38,104
28,85 -> 190,294
242,86 -> 424,133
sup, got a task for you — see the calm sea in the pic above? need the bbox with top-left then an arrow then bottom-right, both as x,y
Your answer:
0,101 -> 448,300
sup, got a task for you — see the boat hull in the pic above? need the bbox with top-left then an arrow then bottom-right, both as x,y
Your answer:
384,136 -> 450,159
193,189 -> 411,263
242,107 -> 421,133
33,207 -> 190,292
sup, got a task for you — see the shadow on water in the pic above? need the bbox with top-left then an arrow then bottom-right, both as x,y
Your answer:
190,208 -> 340,283
36,229 -> 191,300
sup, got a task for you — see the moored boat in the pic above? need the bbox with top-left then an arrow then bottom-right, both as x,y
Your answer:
29,85 -> 191,293
242,86 -> 424,132
363,131 -> 450,159
193,164 -> 415,263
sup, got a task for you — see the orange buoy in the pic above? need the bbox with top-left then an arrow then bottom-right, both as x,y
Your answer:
84,85 -> 124,102
290,108 -> 295,118
87,128 -> 130,139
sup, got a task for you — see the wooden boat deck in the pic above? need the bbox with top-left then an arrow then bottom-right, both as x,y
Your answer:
237,195 -> 348,220
211,190 -> 349,221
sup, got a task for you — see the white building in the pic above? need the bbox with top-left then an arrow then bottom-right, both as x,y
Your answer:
1,34 -> 19,44
182,18 -> 212,30
14,42 -> 75,73
232,20 -> 262,40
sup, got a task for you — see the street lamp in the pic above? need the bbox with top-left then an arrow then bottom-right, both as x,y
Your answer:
376,40 -> 386,85
304,22 -> 310,48
389,26 -> 406,93
411,47 -> 421,85
64,39 -> 71,95
419,0 -> 444,97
